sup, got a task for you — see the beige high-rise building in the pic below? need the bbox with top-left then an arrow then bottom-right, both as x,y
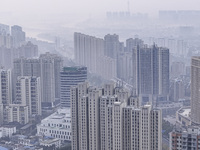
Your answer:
71,82 -> 162,150
191,56 -> 200,124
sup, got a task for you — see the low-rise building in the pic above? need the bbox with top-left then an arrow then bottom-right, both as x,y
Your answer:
169,126 -> 200,150
40,137 -> 60,148
37,108 -> 71,142
0,125 -> 16,138
176,107 -> 191,127
5,104 -> 29,125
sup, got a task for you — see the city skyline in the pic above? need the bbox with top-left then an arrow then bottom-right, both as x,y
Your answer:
0,18 -> 198,150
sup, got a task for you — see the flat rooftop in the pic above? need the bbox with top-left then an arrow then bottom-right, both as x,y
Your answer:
177,107 -> 191,118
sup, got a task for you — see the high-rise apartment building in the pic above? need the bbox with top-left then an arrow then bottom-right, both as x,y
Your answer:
74,32 -> 104,73
60,66 -> 87,107
0,23 -> 9,35
71,82 -> 162,150
0,69 -> 12,105
134,45 -> 169,104
13,53 -> 63,107
11,25 -> 25,48
0,34 -> 13,48
13,58 -> 40,103
104,34 -> 120,59
39,52 -> 63,101
0,69 -> 12,125
15,76 -> 41,116
191,56 -> 200,125
126,38 -> 144,52
117,52 -> 133,83
74,32 -> 116,80
0,47 -> 14,69
17,41 -> 38,58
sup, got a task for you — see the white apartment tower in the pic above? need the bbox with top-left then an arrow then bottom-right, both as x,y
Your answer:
15,76 -> 41,116
71,82 -> 162,150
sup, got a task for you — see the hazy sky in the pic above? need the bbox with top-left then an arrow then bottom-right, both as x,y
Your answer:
1,0 -> 200,16
0,0 -> 200,38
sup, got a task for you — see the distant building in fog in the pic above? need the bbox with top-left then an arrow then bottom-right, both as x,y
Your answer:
39,52 -> 63,106
104,34 -> 119,59
11,25 -> 25,48
117,38 -> 144,85
74,32 -> 116,80
17,41 -> 38,58
0,23 -> 9,35
0,34 -> 13,48
171,62 -> 185,79
60,66 -> 87,107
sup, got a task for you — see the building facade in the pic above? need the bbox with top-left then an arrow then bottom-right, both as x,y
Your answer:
13,52 -> 63,107
60,66 -> 87,107
169,126 -> 200,150
71,82 -> 162,150
74,32 -> 117,80
4,104 -> 29,124
15,76 -> 41,116
11,25 -> 25,48
0,69 -> 12,105
37,108 -> 71,142
191,56 -> 200,125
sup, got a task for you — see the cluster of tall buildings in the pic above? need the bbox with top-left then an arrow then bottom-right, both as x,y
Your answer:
0,53 -> 88,126
13,53 -> 63,107
0,69 -> 40,125
146,37 -> 188,56
168,56 -> 200,149
74,32 -> 170,105
71,82 -> 162,150
159,10 -> 200,23
0,24 -> 25,48
0,24 -> 38,69
0,24 -> 89,127
74,32 -> 116,80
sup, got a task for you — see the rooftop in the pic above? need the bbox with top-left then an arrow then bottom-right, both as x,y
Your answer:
40,108 -> 71,126
177,107 -> 191,118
